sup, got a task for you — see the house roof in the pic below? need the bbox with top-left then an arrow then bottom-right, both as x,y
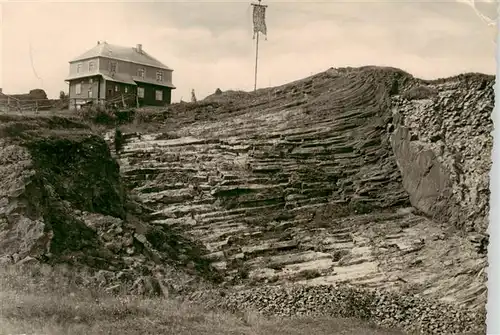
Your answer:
132,76 -> 176,89
70,42 -> 173,71
65,70 -> 101,82
101,73 -> 138,85
65,71 -> 176,89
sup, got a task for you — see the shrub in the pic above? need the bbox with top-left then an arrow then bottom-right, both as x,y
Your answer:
59,91 -> 68,100
79,106 -> 117,125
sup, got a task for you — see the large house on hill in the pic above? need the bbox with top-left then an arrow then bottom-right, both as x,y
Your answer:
65,41 -> 176,110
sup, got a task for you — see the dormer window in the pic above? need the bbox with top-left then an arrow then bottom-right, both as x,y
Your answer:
76,63 -> 83,73
137,68 -> 145,79
156,71 -> 163,82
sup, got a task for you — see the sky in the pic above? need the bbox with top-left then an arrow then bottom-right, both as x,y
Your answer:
0,0 -> 497,101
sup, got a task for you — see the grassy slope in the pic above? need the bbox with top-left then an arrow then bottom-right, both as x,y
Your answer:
0,266 -> 404,335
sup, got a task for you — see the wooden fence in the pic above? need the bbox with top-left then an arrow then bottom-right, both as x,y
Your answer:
69,92 -> 139,111
0,91 -> 140,114
0,94 -> 57,113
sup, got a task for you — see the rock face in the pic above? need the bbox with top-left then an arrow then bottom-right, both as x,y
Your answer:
390,126 -> 451,223
0,114 -> 220,296
0,66 -> 492,334
108,67 -> 492,333
390,74 -> 494,233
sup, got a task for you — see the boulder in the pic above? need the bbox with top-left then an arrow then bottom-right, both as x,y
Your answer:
390,125 -> 452,221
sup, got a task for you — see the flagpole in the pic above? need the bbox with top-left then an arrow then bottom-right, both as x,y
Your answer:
254,29 -> 259,92
251,0 -> 266,92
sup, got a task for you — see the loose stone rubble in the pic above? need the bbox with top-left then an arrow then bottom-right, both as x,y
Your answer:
187,284 -> 485,334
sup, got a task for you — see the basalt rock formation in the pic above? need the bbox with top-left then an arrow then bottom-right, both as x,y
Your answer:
0,114 -> 220,296
0,66 -> 493,335
390,73 -> 493,234
107,66 -> 493,334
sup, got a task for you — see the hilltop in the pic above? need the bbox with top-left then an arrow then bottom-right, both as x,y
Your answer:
0,66 -> 494,334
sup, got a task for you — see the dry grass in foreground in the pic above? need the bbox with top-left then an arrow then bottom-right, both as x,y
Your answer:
0,265 -> 405,335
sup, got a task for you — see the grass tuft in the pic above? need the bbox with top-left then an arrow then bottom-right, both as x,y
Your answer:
0,264 -> 404,335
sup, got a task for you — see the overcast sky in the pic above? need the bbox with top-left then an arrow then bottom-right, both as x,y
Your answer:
0,0 -> 497,101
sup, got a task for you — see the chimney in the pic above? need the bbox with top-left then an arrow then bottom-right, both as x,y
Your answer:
136,44 -> 142,53
97,40 -> 100,44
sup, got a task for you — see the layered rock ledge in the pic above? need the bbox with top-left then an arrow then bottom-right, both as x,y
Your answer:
0,66 -> 492,335
107,67 -> 493,333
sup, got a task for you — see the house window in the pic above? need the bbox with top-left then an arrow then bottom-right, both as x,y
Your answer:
76,63 -> 83,73
137,68 -> 145,78
156,71 -> 163,82
89,61 -> 95,72
155,90 -> 163,101
125,87 -> 128,93
75,83 -> 82,95
88,90 -> 93,98
137,87 -> 145,98
110,61 -> 117,73
115,85 -> 119,92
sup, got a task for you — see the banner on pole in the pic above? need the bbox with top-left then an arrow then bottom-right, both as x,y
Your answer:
253,4 -> 267,39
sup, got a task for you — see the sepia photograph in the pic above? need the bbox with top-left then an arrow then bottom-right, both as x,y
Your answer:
0,1 -> 497,334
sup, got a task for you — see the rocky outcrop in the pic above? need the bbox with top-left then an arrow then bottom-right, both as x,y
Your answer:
0,66 -> 492,334
390,126 -> 452,223
389,74 -> 494,234
0,114 -> 220,296
111,68 -> 410,285
108,67 -> 492,333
